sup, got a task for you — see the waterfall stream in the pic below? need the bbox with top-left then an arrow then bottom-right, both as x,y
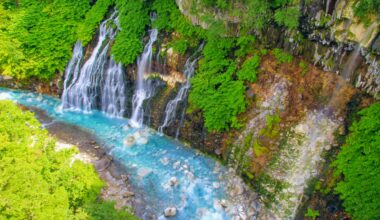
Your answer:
61,12 -> 127,117
130,28 -> 158,127
158,45 -> 203,134
0,88 -> 261,220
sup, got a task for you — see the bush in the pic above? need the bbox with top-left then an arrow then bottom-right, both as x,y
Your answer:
273,48 -> 293,64
0,101 -> 136,219
354,0 -> 380,22
274,6 -> 300,29
77,0 -> 113,46
112,0 -> 150,65
0,0 -> 92,80
237,55 -> 261,82
333,103 -> 380,219
189,36 -> 247,131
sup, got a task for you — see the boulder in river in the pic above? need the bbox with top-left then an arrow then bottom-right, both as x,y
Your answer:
164,207 -> 177,217
124,135 -> 135,147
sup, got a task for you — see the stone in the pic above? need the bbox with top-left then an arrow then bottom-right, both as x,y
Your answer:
220,199 -> 228,208
215,148 -> 222,155
213,182 -> 220,189
124,135 -> 135,147
164,207 -> 177,217
123,191 -> 135,197
169,177 -> 178,186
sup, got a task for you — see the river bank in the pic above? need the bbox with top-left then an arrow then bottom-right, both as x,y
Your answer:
19,105 -> 140,215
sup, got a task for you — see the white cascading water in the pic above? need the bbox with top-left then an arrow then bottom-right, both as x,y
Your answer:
62,12 -> 127,117
101,59 -> 126,117
158,45 -> 203,134
62,41 -> 83,108
129,28 -> 158,127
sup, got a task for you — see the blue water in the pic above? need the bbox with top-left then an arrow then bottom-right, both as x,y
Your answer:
0,88 -> 231,220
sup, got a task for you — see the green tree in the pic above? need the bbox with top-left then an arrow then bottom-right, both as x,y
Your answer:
0,101 -> 137,219
334,103 -> 380,219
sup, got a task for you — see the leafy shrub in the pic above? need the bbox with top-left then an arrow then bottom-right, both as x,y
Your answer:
273,48 -> 293,64
242,0 -> 272,31
112,0 -> 150,65
0,101 -> 136,219
237,55 -> 261,83
170,39 -> 189,54
354,0 -> 380,22
274,6 -> 300,29
333,103 -> 380,219
0,0 -> 92,80
235,35 -> 256,58
299,60 -> 309,77
190,36 -> 247,131
77,0 -> 113,46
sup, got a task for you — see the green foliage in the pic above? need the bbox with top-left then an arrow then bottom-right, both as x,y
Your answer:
190,36 -> 247,131
235,35 -> 256,58
112,0 -> 150,65
253,139 -> 268,156
305,208 -> 320,219
77,0 -> 113,46
354,0 -> 380,22
333,103 -> 380,220
0,101 -> 136,219
237,55 -> 261,83
152,0 -> 205,54
274,6 -> 300,29
299,60 -> 309,77
84,201 -> 139,220
273,48 -> 293,64
242,0 -> 272,31
0,0 -> 92,80
170,39 -> 189,54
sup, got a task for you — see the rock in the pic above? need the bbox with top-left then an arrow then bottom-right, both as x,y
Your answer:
173,161 -> 181,169
215,148 -> 222,155
213,182 -> 220,189
220,199 -> 228,208
124,135 -> 135,147
137,168 -> 152,178
169,177 -> 178,186
164,207 -> 177,217
123,191 -> 135,197
136,136 -> 148,145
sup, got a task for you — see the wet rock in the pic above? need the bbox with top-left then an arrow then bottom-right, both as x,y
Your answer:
173,161 -> 180,169
213,182 -> 220,189
123,191 -> 135,197
95,157 -> 111,171
164,207 -> 177,217
124,135 -> 135,147
220,199 -> 228,208
214,148 -> 222,155
169,177 -> 178,186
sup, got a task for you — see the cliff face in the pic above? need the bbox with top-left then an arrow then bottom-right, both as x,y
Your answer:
177,0 -> 380,99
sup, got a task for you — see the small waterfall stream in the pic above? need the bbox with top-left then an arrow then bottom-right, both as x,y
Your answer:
130,28 -> 158,127
61,12 -> 126,117
158,45 -> 203,134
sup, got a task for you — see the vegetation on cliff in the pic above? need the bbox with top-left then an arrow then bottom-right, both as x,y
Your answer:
0,100 -> 137,219
334,103 -> 380,219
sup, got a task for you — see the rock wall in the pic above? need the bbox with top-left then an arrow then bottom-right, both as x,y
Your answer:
176,0 -> 380,99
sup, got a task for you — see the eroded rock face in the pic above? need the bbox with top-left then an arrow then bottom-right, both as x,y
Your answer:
175,0 -> 380,99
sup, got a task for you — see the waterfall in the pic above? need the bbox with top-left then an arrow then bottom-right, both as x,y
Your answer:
341,23 -> 377,83
101,60 -> 126,117
62,12 -> 127,117
62,41 -> 83,108
158,44 -> 203,135
129,28 -> 158,127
